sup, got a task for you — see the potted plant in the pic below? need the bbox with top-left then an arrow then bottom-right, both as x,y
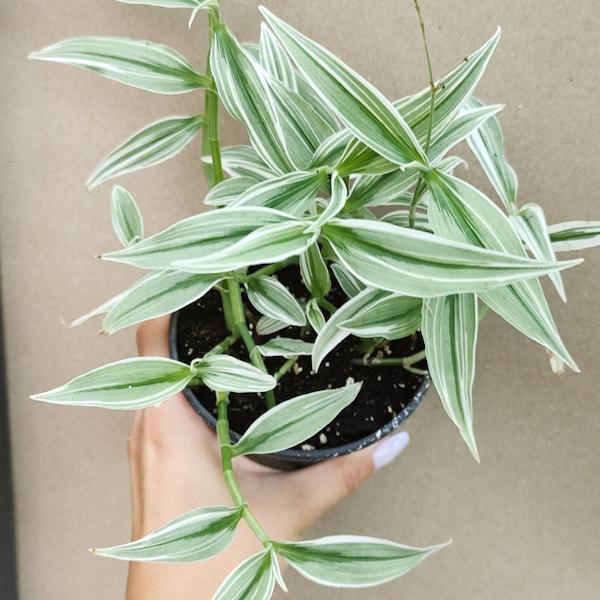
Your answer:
30,0 -> 600,597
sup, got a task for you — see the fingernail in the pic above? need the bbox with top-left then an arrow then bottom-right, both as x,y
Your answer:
373,431 -> 410,470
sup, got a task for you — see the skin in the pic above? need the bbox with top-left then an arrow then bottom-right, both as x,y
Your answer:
126,316 -> 387,599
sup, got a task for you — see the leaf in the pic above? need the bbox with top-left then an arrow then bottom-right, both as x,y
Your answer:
230,170 -> 327,216
259,23 -> 297,90
313,288 -> 388,370
174,220 -> 318,274
306,298 -> 326,333
103,207 -> 290,270
273,535 -> 448,588
512,203 -> 566,301
31,358 -> 193,409
111,186 -> 143,247
548,220 -> 600,252
102,270 -> 224,334
256,316 -> 288,336
211,25 -> 294,174
339,294 -> 422,339
426,170 -> 578,371
307,170 -> 347,232
466,96 -> 518,214
421,294 -> 479,460
246,275 -> 306,326
117,0 -> 213,7
322,218 -> 579,298
87,115 -> 204,189
30,37 -> 210,93
346,168 -> 420,211
217,145 -> 275,181
330,262 -> 366,298
256,338 -> 314,358
260,8 -> 426,167
300,243 -> 331,299
212,548 -> 275,600
232,383 -> 362,456
204,176 -> 257,207
93,505 -> 242,562
69,291 -> 127,327
193,354 -> 276,393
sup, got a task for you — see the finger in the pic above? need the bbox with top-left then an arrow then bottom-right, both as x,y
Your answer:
284,431 -> 410,526
136,315 -> 171,357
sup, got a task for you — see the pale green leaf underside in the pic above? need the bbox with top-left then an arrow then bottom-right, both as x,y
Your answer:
246,275 -> 306,326
111,186 -> 143,247
422,294 -> 479,460
31,358 -> 193,409
30,36 -> 210,93
233,383 -> 362,456
274,535 -> 448,588
88,115 -> 204,189
94,505 -> 242,562
300,242 -> 331,299
194,355 -> 276,393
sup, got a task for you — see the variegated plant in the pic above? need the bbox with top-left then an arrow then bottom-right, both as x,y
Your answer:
30,0 -> 600,597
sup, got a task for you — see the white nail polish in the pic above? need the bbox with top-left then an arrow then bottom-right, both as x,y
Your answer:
373,431 -> 410,470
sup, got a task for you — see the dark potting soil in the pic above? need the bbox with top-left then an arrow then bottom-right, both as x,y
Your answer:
174,266 -> 426,451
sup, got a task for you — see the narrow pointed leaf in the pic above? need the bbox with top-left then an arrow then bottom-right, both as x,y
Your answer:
346,168 -> 420,211
233,383 -> 362,456
322,219 -> 579,298
30,37 -> 210,93
256,316 -> 288,336
427,171 -> 578,371
111,186 -> 143,247
212,549 -> 275,600
211,25 -> 294,173
103,207 -> 289,270
306,298 -> 326,332
300,243 -> 331,299
117,0 -> 215,7
31,358 -> 193,409
246,275 -> 306,326
339,294 -> 422,339
204,177 -> 257,207
330,262 -> 366,298
259,24 -> 297,90
174,220 -> 318,274
512,203 -> 566,301
422,294 -> 479,460
87,115 -> 204,189
466,96 -> 518,214
256,338 -> 314,358
69,291 -> 127,328
93,505 -> 242,562
261,8 -> 426,167
273,535 -> 448,588
307,170 -> 347,232
102,270 -> 224,334
548,220 -> 600,252
193,355 -> 276,393
217,145 -> 275,181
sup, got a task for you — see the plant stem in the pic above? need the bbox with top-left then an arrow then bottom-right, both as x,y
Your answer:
274,356 -> 300,382
216,393 -> 270,545
351,348 -> 427,369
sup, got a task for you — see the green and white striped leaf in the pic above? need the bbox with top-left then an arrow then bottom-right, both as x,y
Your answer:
31,357 -> 193,410
232,383 -> 362,456
93,505 -> 242,562
256,338 -> 314,358
230,170 -> 326,216
426,171 -> 578,371
193,354 -> 276,393
174,220 -> 318,274
346,168 -> 419,211
330,262 -> 366,298
322,218 -> 578,298
256,316 -> 288,336
422,294 -> 479,460
217,146 -> 275,181
211,25 -> 294,174
30,37 -> 210,93
313,288 -> 388,370
300,243 -> 331,299
111,186 -> 143,247
306,298 -> 326,332
259,24 -> 297,91
261,8 -> 427,167
307,170 -> 347,232
102,270 -> 224,335
117,0 -> 214,8
339,294 -> 422,339
70,291 -> 127,328
548,220 -> 600,252
466,96 -> 518,214
246,275 -> 306,326
512,203 -> 566,301
273,536 -> 448,588
204,176 -> 257,207
212,548 -> 275,600
103,207 -> 290,270
87,115 -> 204,189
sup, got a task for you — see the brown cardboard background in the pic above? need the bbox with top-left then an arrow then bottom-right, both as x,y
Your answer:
2,1 -> 599,598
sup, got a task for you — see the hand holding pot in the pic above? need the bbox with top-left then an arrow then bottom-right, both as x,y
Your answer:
126,316 -> 410,600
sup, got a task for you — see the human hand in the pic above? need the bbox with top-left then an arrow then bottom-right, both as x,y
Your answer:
126,316 -> 410,599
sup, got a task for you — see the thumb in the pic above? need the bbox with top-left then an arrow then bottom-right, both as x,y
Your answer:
286,431 -> 410,526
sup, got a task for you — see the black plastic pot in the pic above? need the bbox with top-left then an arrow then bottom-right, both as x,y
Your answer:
169,310 -> 430,471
